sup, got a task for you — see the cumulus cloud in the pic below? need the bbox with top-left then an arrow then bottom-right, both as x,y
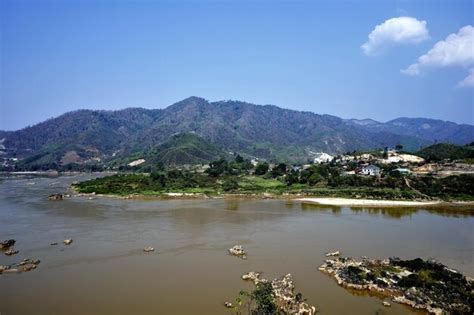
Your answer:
458,68 -> 474,88
361,17 -> 429,55
401,25 -> 474,76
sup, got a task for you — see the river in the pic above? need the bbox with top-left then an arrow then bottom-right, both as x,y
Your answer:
0,174 -> 473,315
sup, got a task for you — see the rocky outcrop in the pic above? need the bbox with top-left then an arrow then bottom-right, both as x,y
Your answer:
228,245 -> 246,259
325,250 -> 340,257
319,256 -> 472,314
4,248 -> 19,256
0,258 -> 40,275
240,272 -> 317,315
242,271 -> 264,283
48,193 -> 63,200
0,239 -> 15,249
63,239 -> 73,245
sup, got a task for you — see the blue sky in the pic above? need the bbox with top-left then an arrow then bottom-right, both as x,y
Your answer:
1,0 -> 473,130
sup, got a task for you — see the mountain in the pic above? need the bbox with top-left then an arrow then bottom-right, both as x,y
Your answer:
130,97 -> 429,156
345,117 -> 473,145
1,96 -> 473,169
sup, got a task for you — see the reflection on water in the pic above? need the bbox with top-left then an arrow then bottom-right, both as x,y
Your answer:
225,199 -> 240,211
301,202 -> 474,219
0,174 -> 473,315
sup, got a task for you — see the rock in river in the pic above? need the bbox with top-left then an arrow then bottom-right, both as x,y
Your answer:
63,239 -> 73,245
48,193 -> 63,200
325,250 -> 340,257
242,271 -> 264,283
0,258 -> 41,275
4,248 -> 19,256
0,239 -> 15,249
318,256 -> 472,314
234,271 -> 317,314
228,245 -> 246,259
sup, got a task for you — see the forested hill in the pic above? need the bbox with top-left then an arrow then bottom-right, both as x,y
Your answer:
1,96 -> 473,168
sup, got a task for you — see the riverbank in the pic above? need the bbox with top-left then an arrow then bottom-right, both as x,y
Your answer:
71,172 -> 474,203
67,188 -> 474,209
298,197 -> 443,207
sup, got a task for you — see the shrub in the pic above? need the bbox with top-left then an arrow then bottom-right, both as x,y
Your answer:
255,162 -> 270,175
222,178 -> 239,192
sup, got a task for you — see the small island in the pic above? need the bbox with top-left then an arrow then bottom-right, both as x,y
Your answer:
319,255 -> 473,314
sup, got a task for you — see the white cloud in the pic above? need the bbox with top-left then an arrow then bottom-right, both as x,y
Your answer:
458,68 -> 474,88
401,25 -> 474,76
361,17 -> 429,55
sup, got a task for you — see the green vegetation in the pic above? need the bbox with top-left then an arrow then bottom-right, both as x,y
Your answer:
392,258 -> 470,298
74,152 -> 474,200
416,143 -> 474,162
249,282 -> 277,315
141,133 -> 227,166
232,282 -> 277,315
234,282 -> 280,315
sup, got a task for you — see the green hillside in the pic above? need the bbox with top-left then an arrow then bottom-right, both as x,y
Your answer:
143,133 -> 227,166
416,143 -> 474,162
2,97 -> 473,170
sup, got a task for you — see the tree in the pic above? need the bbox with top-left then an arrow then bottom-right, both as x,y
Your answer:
255,162 -> 269,175
395,144 -> 403,151
271,163 -> 287,178
206,159 -> 228,177
222,178 -> 239,192
308,172 -> 323,185
150,172 -> 167,188
234,154 -> 244,164
285,170 -> 300,186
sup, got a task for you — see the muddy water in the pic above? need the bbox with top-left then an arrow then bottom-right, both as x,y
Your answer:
0,175 -> 473,315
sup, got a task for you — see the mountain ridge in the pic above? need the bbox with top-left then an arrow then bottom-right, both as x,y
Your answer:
1,96 -> 473,168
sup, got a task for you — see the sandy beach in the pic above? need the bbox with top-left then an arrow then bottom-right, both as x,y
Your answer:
298,197 -> 442,207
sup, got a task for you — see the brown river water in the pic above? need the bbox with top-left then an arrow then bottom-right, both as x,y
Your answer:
0,174 -> 473,315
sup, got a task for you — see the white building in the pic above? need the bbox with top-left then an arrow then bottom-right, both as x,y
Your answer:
313,152 -> 334,164
361,165 -> 381,176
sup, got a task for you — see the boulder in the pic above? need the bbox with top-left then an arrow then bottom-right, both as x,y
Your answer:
1,259 -> 41,275
229,245 -> 246,259
63,239 -> 73,245
325,250 -> 340,257
0,239 -> 15,249
4,248 -> 19,256
242,271 -> 263,284
48,193 -> 63,200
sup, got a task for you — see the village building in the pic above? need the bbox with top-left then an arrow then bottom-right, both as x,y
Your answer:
360,165 -> 381,176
